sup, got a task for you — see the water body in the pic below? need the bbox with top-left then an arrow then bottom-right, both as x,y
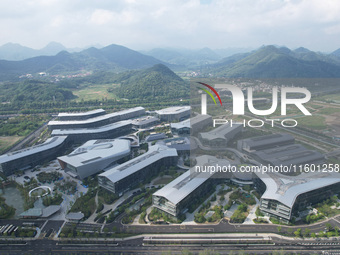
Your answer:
0,185 -> 25,218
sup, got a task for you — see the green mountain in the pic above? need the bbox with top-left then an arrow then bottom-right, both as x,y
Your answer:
113,64 -> 189,100
0,44 -> 166,81
0,80 -> 75,103
209,45 -> 340,78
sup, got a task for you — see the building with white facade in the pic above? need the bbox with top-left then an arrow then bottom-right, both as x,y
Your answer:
57,139 -> 131,179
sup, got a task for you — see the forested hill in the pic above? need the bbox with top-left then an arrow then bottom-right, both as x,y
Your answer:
0,80 -> 75,103
112,64 -> 189,100
207,45 -> 340,78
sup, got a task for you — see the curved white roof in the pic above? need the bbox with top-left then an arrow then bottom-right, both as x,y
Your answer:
156,106 -> 190,115
153,155 -> 230,205
49,107 -> 144,126
58,139 -> 130,168
256,171 -> 340,207
58,109 -> 105,118
51,120 -> 131,135
0,136 -> 68,163
99,144 -> 177,183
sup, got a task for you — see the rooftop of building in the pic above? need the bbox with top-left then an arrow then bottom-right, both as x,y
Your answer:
99,144 -> 177,184
199,123 -> 242,141
155,106 -> 191,115
255,171 -> 340,208
57,139 -> 130,168
66,212 -> 84,221
48,107 -> 145,126
252,143 -> 324,166
0,136 -> 68,164
241,133 -> 294,148
19,205 -> 61,218
170,119 -> 190,130
51,120 -> 132,136
159,137 -> 193,151
132,116 -> 159,126
145,133 -> 167,142
153,155 -> 230,205
58,109 -> 105,118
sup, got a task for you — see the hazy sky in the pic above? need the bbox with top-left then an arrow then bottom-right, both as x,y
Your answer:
1,0 -> 340,52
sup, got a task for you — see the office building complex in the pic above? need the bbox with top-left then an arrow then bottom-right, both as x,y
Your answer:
152,155 -> 230,217
51,120 -> 132,143
237,133 -> 294,152
171,114 -> 212,135
155,106 -> 191,122
251,144 -> 325,167
132,116 -> 160,129
0,136 -> 68,176
98,144 -> 178,195
48,107 -> 145,130
57,109 -> 106,121
58,139 -> 131,179
254,171 -> 340,223
199,123 -> 243,147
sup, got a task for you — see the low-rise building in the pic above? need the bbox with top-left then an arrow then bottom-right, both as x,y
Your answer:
251,144 -> 325,167
170,114 -> 212,136
254,171 -> 340,223
152,155 -> 230,217
51,120 -> 132,143
98,144 -> 178,195
237,133 -> 295,152
199,123 -> 243,147
145,133 -> 167,142
57,139 -> 131,179
0,136 -> 69,176
48,107 -> 145,130
155,106 -> 191,122
132,116 -> 160,129
57,109 -> 106,121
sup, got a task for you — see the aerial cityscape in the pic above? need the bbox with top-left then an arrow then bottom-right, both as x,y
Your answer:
1,0 -> 340,255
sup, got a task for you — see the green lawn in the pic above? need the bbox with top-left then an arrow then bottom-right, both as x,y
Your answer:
0,136 -> 23,154
297,115 -> 327,130
72,84 -> 119,102
317,107 -> 340,115
153,177 -> 173,185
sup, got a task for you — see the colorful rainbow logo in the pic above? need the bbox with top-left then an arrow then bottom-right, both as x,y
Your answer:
197,82 -> 223,106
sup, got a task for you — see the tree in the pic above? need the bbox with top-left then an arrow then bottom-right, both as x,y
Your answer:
294,228 -> 302,238
325,223 -> 333,232
277,226 -> 282,232
304,228 -> 311,237
319,231 -> 325,237
311,232 -> 316,238
287,228 -> 293,235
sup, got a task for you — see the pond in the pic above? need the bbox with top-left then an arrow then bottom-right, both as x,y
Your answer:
0,185 -> 25,218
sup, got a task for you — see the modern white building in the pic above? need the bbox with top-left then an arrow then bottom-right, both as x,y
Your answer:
51,120 -> 132,143
0,136 -> 68,176
57,109 -> 106,121
170,114 -> 212,135
132,116 -> 160,129
255,171 -> 340,223
155,106 -> 191,122
237,133 -> 294,152
57,139 -> 131,179
48,107 -> 145,130
199,123 -> 243,147
152,155 -> 230,217
251,144 -> 325,167
98,144 -> 178,195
